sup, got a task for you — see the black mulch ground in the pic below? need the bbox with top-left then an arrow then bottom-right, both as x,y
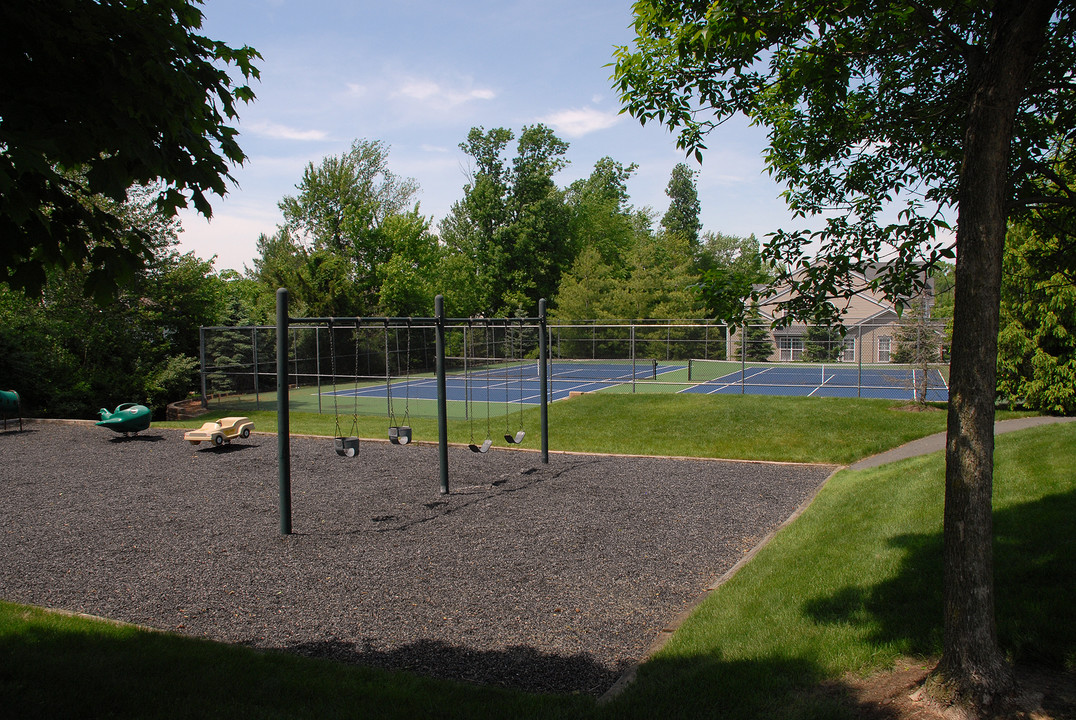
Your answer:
0,421 -> 836,696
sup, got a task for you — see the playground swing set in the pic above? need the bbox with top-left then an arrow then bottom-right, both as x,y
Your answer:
504,320 -> 526,445
328,319 -> 361,458
386,322 -> 412,446
273,291 -> 550,534
466,320 -> 494,454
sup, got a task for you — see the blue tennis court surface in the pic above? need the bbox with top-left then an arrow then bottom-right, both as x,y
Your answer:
680,364 -> 949,402
321,360 -> 949,404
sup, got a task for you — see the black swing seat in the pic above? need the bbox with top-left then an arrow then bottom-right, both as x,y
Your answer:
469,438 -> 493,453
388,426 -> 412,445
505,430 -> 526,444
335,436 -> 359,457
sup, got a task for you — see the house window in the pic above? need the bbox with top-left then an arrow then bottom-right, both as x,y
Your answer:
878,335 -> 892,362
779,336 -> 804,361
841,336 -> 856,363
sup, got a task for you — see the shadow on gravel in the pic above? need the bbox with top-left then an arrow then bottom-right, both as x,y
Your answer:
106,434 -> 166,444
194,442 -> 260,454
0,427 -> 33,437
284,637 -> 631,696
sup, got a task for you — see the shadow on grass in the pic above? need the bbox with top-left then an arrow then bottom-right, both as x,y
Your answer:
602,489 -> 1075,719
285,637 -> 630,697
600,654 -> 907,720
0,615 -> 595,720
804,488 -> 1076,667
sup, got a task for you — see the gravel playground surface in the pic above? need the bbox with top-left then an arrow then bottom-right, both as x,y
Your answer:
0,422 -> 836,696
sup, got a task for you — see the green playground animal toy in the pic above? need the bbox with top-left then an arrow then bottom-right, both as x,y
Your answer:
95,403 -> 152,436
0,389 -> 21,431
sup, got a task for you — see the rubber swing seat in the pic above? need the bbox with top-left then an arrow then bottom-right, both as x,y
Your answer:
505,430 -> 526,444
388,426 -> 412,445
469,438 -> 493,453
335,436 -> 359,457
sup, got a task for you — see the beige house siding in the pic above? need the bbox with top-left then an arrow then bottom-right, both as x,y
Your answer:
748,270 -> 918,364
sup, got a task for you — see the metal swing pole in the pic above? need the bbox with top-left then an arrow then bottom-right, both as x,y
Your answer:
435,295 -> 450,494
276,288 -> 292,535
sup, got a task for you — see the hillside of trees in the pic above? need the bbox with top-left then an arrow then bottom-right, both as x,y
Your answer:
1,127 -> 1070,418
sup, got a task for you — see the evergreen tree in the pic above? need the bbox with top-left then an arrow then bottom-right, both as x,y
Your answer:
738,304 -> 774,362
660,163 -> 702,250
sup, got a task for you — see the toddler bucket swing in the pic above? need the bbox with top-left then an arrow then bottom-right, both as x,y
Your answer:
329,319 -> 360,457
387,322 -> 412,445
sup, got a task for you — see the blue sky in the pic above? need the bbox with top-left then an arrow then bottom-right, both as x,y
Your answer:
177,0 -> 796,271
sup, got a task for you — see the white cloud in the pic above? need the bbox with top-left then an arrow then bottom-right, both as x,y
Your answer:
246,121 -> 329,142
538,107 -> 621,137
392,77 -> 496,108
177,206 -> 282,272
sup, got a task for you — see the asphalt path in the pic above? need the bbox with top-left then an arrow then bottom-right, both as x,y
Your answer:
848,415 -> 1076,470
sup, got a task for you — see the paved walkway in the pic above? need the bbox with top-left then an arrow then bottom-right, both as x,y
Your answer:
848,415 -> 1076,471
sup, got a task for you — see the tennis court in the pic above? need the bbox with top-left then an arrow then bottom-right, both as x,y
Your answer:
324,359 -> 666,408
317,357 -> 948,412
679,359 -> 949,402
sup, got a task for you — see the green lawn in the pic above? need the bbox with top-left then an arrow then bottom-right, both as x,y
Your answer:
174,392 -> 1017,465
3,395 -> 1071,719
596,421 -> 1076,719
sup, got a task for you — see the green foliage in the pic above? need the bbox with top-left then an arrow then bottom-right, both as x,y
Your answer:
998,222 -> 1076,414
611,2 -> 1072,320
0,0 -> 259,301
738,303 -> 774,362
610,233 -> 701,319
660,162 -> 701,249
0,187 -> 228,417
439,125 -> 571,316
551,246 -> 620,322
692,234 -> 771,325
803,325 -> 843,363
268,139 -> 434,317
564,157 -> 640,270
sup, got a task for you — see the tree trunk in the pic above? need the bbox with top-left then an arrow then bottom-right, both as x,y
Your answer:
938,0 -> 1056,710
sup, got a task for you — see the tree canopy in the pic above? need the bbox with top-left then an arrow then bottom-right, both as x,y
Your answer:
0,0 -> 260,301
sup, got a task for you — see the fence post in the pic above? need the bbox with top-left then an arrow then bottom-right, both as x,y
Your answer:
316,327 -> 322,414
539,298 -> 549,464
858,325 -> 864,398
199,327 -> 208,409
252,327 -> 260,410
741,324 -> 747,394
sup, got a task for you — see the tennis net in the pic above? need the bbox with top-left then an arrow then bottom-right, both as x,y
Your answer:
444,357 -> 660,382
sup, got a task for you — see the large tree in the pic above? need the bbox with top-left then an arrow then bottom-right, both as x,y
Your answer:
439,125 -> 571,316
661,162 -> 702,249
0,0 -> 259,301
614,0 -> 1074,710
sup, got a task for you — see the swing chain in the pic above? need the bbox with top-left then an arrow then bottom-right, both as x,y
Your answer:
329,319 -> 343,439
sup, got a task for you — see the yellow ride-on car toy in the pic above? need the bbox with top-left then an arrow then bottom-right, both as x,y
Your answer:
184,417 -> 254,447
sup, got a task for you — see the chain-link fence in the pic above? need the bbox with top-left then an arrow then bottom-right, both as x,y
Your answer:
199,316 -> 949,412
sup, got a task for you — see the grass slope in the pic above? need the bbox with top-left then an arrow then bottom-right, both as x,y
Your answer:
597,421 -> 1076,719
166,393 -> 993,465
